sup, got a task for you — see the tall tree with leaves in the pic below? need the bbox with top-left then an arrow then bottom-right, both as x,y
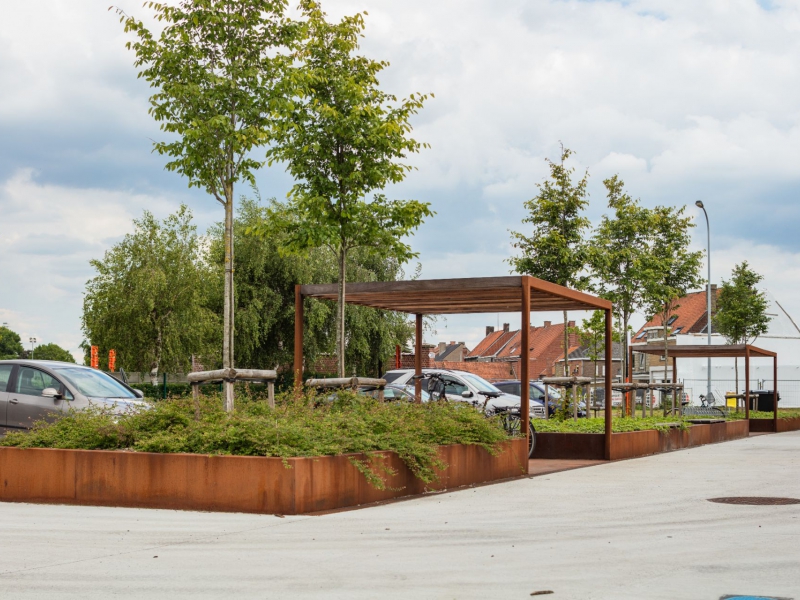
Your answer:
574,311 -> 610,417
0,326 -> 24,360
116,0 -> 299,406
713,261 -> 771,393
31,343 -> 76,363
641,205 -> 703,410
82,206 -> 218,384
588,175 -> 653,416
252,2 -> 433,377
509,144 -> 590,407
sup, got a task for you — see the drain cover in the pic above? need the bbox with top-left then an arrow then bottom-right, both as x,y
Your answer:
709,497 -> 800,506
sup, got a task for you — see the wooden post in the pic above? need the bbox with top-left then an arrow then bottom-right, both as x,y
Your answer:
604,308 -> 613,460
744,346 -> 751,419
520,280 -> 531,455
192,383 -> 200,421
294,285 -> 303,388
774,356 -> 779,432
415,314 -> 423,403
268,381 -> 275,408
672,356 -> 679,416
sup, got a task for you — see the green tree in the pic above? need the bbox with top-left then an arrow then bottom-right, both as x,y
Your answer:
254,2 -> 433,377
31,343 -> 76,363
640,205 -> 703,410
82,206 -> 218,384
588,175 -> 653,416
509,144 -> 590,409
0,326 -> 24,359
117,0 -> 300,404
713,261 -> 771,393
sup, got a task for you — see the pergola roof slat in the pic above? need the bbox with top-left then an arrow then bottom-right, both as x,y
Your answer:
632,344 -> 776,358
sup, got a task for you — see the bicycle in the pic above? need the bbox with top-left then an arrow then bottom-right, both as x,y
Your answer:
410,372 -> 537,458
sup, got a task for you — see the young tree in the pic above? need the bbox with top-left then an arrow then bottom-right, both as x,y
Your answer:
509,144 -> 590,409
253,2 -> 433,377
116,0 -> 299,405
0,326 -> 24,360
575,311 -> 607,417
31,343 -> 76,363
640,205 -> 703,412
588,176 -> 653,416
82,206 -> 218,384
713,261 -> 771,393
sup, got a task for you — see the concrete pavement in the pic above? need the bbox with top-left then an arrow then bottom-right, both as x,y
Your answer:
1,432 -> 799,599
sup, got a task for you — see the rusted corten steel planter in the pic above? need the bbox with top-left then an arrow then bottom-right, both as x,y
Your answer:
0,439 -> 527,515
749,417 -> 800,434
531,420 -> 749,461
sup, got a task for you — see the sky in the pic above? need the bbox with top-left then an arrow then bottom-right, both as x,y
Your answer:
2,0 -> 800,361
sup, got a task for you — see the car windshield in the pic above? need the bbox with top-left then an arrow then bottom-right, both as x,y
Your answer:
400,385 -> 431,401
53,367 -> 138,399
540,384 -> 561,399
459,373 -> 502,394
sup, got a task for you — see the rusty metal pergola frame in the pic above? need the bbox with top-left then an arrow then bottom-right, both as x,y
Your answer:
630,344 -> 778,428
293,276 -> 616,458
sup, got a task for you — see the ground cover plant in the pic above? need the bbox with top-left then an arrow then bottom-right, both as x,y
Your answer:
0,390 -> 511,489
729,409 -> 800,420
534,416 -> 691,433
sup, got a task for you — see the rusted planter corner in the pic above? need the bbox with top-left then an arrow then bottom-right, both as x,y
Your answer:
749,416 -> 800,433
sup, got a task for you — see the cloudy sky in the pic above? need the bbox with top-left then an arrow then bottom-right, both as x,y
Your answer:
2,0 -> 800,360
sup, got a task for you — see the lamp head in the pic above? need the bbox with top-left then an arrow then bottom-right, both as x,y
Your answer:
695,200 -> 704,208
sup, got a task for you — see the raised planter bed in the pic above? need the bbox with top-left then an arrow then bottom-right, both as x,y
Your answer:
0,439 -> 527,515
531,420 -> 750,461
749,417 -> 800,434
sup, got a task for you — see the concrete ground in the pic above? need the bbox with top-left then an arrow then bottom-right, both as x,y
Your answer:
1,433 -> 799,600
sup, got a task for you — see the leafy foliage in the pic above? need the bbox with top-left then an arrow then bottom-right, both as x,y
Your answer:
254,1 -> 433,376
82,205 -> 219,380
0,391 -> 510,489
31,343 -> 76,363
713,262 -> 771,345
0,326 -> 24,360
534,416 -> 690,433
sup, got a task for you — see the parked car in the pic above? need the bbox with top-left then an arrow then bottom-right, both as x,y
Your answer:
380,369 -> 547,418
0,360 -> 147,430
360,384 -> 432,402
493,380 -> 562,416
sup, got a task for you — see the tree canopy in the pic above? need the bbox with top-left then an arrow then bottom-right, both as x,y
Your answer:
0,326 -> 24,360
32,343 -> 76,363
82,205 -> 218,383
252,1 -> 433,377
713,261 -> 771,346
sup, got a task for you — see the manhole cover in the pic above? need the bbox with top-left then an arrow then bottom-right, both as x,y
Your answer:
709,497 -> 800,506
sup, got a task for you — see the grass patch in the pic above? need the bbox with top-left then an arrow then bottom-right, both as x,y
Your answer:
0,390 -> 511,489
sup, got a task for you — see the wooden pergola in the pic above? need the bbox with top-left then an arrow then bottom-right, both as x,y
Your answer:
631,344 -> 778,427
293,276 -> 616,458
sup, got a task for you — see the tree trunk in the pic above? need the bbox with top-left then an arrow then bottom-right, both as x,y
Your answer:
734,356 -> 739,398
622,313 -> 629,418
150,327 -> 162,386
222,183 -> 235,412
663,314 -> 671,416
336,246 -> 347,378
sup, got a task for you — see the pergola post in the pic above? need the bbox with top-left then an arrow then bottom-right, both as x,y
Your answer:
604,308 -> 613,460
672,356 -> 679,417
774,356 -> 779,432
520,281 -> 531,449
415,313 -> 423,403
294,285 -> 303,388
627,345 -> 633,418
744,346 -> 750,419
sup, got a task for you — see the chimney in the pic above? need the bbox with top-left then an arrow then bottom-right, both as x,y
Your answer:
437,342 -> 446,354
449,341 -> 455,345
486,326 -> 495,336
709,284 -> 718,315
544,321 -> 551,327
503,323 -> 510,333
568,320 -> 575,328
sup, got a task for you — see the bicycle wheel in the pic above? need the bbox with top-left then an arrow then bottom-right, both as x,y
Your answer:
501,414 -> 536,458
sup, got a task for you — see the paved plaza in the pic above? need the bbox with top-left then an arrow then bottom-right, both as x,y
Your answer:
1,432 -> 799,599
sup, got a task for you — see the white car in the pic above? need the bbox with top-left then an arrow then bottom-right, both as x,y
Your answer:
381,368 -> 547,419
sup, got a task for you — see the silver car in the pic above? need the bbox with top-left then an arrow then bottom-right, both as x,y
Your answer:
0,360 -> 147,430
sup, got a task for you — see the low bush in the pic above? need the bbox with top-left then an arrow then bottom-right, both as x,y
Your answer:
729,409 -> 800,420
0,390 -> 511,489
534,416 -> 690,433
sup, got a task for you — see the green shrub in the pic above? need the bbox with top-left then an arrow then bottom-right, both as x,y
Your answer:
0,390 -> 511,489
534,416 -> 690,433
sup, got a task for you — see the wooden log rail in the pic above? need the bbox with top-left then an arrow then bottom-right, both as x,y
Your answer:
188,368 -> 277,410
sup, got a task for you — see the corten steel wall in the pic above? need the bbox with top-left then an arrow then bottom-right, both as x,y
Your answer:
0,440 -> 527,515
749,417 -> 800,433
532,421 -> 750,461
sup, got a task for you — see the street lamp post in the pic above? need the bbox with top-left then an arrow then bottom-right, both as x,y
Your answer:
29,337 -> 37,360
695,200 -> 712,402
